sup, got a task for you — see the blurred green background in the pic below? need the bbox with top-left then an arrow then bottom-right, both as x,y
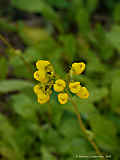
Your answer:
0,0 -> 120,159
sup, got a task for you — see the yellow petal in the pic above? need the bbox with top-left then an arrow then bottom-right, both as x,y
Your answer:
77,87 -> 89,99
34,70 -> 48,83
72,62 -> 85,75
69,82 -> 81,93
53,79 -> 66,92
58,93 -> 68,104
36,60 -> 50,70
33,84 -> 42,95
37,93 -> 50,104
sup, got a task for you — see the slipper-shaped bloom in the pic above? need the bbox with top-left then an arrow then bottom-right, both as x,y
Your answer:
58,93 -> 68,104
37,92 -> 50,104
33,84 -> 42,95
71,62 -> 85,75
69,82 -> 81,93
53,79 -> 66,92
77,87 -> 89,99
34,70 -> 48,83
36,60 -> 50,70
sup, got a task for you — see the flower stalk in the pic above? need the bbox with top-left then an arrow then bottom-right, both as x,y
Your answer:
69,97 -> 105,160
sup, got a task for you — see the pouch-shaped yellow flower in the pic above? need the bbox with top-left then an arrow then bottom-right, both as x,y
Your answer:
71,62 -> 85,75
77,87 -> 89,99
58,93 -> 68,104
34,70 -> 48,83
53,79 -> 66,92
46,65 -> 54,77
33,84 -> 41,95
69,82 -> 81,93
36,60 -> 50,70
37,93 -> 50,104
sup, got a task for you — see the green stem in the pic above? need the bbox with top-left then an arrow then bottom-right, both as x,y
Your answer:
0,34 -> 33,74
0,34 -> 12,48
69,97 -> 105,160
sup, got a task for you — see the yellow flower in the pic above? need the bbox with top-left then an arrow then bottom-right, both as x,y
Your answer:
53,79 -> 66,92
36,60 -> 50,70
37,93 -> 50,104
58,93 -> 68,104
34,70 -> 48,83
36,60 -> 54,78
69,82 -> 81,93
77,87 -> 89,99
33,84 -> 41,95
46,65 -> 54,77
71,62 -> 85,75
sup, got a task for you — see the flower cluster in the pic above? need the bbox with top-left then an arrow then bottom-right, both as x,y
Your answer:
33,60 -> 89,104
33,60 -> 54,104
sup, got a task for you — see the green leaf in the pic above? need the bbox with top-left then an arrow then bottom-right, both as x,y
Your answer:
14,121 -> 36,154
113,3 -> 120,22
0,114 -> 15,138
41,128 -> 61,147
0,79 -> 34,93
0,57 -> 8,79
57,137 -> 93,155
0,18 -> 17,32
69,138 -> 93,155
92,24 -> 114,60
23,38 -> 57,62
86,54 -> 107,73
111,75 -> 120,110
11,94 -> 38,120
9,54 -> 33,79
86,0 -> 98,13
90,113 -> 118,151
59,34 -> 77,62
76,8 -> 90,34
41,147 -> 57,160
106,25 -> 120,53
59,115 -> 82,138
11,0 -> 55,13
0,114 -> 24,160
11,0 -> 63,32
18,24 -> 50,45
66,96 -> 96,116
46,0 -> 69,9
88,87 -> 109,103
